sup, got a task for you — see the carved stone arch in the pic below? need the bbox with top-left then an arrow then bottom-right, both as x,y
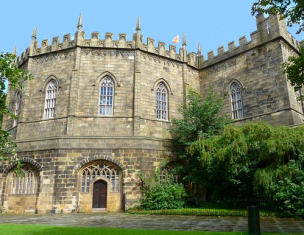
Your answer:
228,79 -> 245,91
222,79 -> 245,98
152,78 -> 173,95
95,71 -> 120,87
43,75 -> 60,91
3,157 -> 42,176
73,155 -> 126,174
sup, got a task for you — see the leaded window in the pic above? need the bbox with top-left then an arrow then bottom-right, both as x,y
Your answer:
156,82 -> 168,120
44,80 -> 57,119
13,92 -> 22,127
99,76 -> 114,116
230,82 -> 244,119
9,167 -> 37,195
81,162 -> 120,193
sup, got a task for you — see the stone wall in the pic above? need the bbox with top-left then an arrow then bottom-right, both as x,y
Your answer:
1,13 -> 303,214
0,147 -> 169,213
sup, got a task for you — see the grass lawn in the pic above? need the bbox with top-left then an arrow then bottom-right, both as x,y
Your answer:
0,224 -> 298,235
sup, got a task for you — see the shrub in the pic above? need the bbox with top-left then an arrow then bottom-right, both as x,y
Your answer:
271,161 -> 304,217
139,170 -> 186,210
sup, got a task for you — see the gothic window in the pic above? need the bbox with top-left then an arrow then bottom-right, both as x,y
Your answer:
43,79 -> 57,119
8,166 -> 38,195
81,161 -> 120,193
230,82 -> 244,119
156,82 -> 168,120
99,76 -> 114,116
13,92 -> 22,127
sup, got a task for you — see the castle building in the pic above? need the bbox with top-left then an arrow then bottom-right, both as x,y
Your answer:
0,14 -> 303,213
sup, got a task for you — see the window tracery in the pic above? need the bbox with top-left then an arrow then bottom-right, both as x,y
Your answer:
156,82 -> 168,120
81,162 -> 120,193
44,79 -> 57,119
8,166 -> 38,195
99,76 -> 114,116
230,82 -> 244,119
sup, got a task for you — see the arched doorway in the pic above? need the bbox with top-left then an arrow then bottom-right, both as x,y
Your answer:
92,180 -> 107,209
78,160 -> 122,212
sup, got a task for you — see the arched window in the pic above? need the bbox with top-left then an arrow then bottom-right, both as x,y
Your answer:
156,82 -> 168,120
99,76 -> 114,116
13,92 -> 22,127
230,82 -> 244,119
81,161 -> 120,193
8,166 -> 38,195
44,79 -> 57,119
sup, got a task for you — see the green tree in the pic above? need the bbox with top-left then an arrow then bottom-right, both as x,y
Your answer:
252,0 -> 304,100
0,52 -> 31,163
283,45 -> 304,100
188,122 -> 304,215
169,89 -> 227,204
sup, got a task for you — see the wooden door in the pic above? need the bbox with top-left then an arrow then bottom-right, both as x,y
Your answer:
92,180 -> 107,208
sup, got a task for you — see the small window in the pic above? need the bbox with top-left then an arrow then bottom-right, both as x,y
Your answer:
99,76 -> 114,116
230,82 -> 244,119
13,92 -> 22,127
156,82 -> 168,120
43,80 -> 57,119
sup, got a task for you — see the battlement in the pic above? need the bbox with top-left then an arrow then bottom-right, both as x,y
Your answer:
16,14 -> 301,69
199,14 -> 301,68
17,31 -> 198,67
16,16 -> 197,67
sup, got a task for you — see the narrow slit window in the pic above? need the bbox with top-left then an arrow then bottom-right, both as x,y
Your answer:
156,82 -> 168,120
230,82 -> 244,119
44,80 -> 57,119
99,76 -> 114,116
13,92 -> 22,127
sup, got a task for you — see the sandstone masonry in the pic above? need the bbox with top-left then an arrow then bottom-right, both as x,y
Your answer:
0,14 -> 303,214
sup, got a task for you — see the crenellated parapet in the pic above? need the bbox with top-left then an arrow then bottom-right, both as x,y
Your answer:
16,15 -> 199,68
199,14 -> 301,68
16,13 -> 301,69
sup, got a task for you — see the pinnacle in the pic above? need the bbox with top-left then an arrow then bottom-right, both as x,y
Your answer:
32,26 -> 37,40
136,16 -> 141,31
182,33 -> 186,46
13,45 -> 17,55
198,42 -> 201,54
77,14 -> 83,32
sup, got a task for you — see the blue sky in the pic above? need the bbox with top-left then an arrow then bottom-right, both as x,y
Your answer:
1,0 -> 302,58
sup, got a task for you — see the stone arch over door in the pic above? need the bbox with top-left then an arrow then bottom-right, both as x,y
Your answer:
77,159 -> 123,212
2,163 -> 40,213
